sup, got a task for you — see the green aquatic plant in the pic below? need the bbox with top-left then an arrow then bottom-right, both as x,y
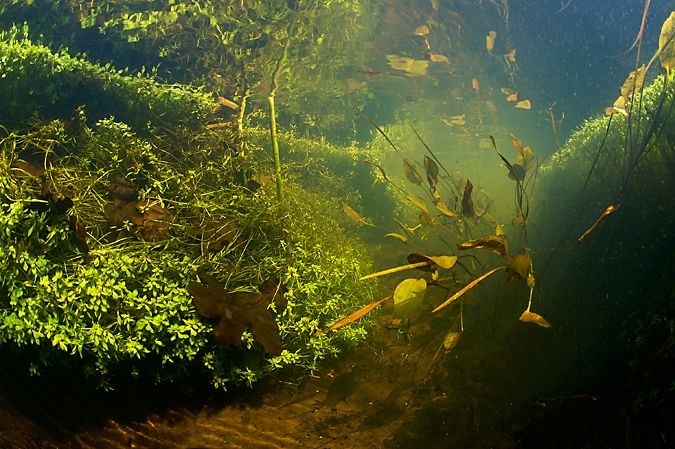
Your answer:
0,33 -> 383,390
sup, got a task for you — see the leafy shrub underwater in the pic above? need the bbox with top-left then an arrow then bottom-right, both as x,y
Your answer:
0,27 -> 381,390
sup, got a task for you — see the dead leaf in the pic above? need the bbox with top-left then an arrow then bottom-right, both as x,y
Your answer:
506,91 -> 519,102
315,295 -> 392,336
501,87 -> 516,95
217,96 -> 239,109
386,54 -> 415,71
509,132 -> 524,154
198,218 -> 244,251
188,270 -> 283,355
496,223 -> 507,237
522,146 -> 535,172
432,267 -> 505,313
612,96 -> 628,116
456,235 -> 508,258
507,164 -> 526,181
577,204 -> 620,243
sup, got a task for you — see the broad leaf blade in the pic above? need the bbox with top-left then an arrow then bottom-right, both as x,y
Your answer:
393,278 -> 427,323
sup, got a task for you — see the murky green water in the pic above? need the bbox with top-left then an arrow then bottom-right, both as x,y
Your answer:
2,0 -> 675,447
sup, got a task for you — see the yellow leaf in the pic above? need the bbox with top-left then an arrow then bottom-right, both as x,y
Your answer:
515,99 -> 532,109
406,60 -> 429,77
436,201 -> 458,217
456,236 -> 509,258
393,278 -> 427,323
486,30 -> 496,54
519,310 -> 551,328
505,254 -> 531,282
660,12 -> 675,72
414,25 -> 430,36
359,261 -> 435,281
443,331 -> 462,350
419,210 -> 436,227
522,146 -> 535,172
342,202 -> 374,227
407,253 -> 457,270
620,65 -> 646,101
429,53 -> 449,63
407,194 -> 429,214
385,232 -> 408,242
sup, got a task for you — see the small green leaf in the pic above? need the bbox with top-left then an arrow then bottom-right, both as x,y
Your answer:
393,278 -> 427,324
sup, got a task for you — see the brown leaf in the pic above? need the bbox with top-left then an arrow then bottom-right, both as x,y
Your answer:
10,160 -> 44,178
108,177 -> 138,202
315,295 -> 392,336
199,218 -> 244,251
578,204 -> 620,243
432,267 -> 505,313
461,179 -> 475,218
188,271 -> 283,356
509,132 -> 523,154
456,235 -> 508,258
132,200 -> 174,241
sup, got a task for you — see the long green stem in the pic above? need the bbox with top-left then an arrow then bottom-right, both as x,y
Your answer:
268,24 -> 292,202
268,95 -> 283,201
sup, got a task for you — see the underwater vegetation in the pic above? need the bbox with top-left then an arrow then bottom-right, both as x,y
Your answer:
311,10 -> 675,379
0,26 -> 385,390
0,0 -> 378,140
